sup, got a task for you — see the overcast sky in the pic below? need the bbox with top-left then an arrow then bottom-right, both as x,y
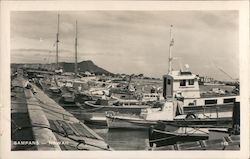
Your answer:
11,11 -> 238,80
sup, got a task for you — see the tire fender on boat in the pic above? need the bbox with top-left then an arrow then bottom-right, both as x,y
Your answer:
185,113 -> 197,119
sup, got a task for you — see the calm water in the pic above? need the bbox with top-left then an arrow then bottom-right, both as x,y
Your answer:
85,123 -> 229,150
86,124 -> 149,150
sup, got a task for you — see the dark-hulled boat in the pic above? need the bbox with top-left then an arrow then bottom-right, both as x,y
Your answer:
148,126 -> 209,147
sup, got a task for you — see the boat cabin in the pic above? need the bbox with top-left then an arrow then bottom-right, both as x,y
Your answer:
162,69 -> 239,106
163,70 -> 200,99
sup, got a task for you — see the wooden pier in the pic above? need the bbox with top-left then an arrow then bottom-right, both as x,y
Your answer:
11,76 -> 111,151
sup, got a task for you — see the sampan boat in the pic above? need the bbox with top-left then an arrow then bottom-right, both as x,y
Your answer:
84,99 -> 150,115
148,126 -> 209,147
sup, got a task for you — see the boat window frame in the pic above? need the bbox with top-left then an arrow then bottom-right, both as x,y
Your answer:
167,79 -> 171,85
188,79 -> 194,85
180,80 -> 186,86
223,98 -> 236,103
205,99 -> 218,105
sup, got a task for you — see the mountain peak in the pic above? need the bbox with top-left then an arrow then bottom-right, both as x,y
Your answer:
79,60 -> 93,64
60,60 -> 112,75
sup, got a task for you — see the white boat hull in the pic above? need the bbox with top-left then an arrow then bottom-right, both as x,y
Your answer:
106,112 -> 163,129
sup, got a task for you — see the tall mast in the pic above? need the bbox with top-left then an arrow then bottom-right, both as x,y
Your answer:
74,20 -> 78,77
56,14 -> 60,69
168,25 -> 174,73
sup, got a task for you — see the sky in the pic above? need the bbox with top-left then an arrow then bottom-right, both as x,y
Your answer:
11,11 -> 239,80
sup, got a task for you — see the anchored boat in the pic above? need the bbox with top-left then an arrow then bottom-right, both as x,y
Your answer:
148,127 -> 209,147
105,100 -> 233,129
162,25 -> 239,110
84,99 -> 150,115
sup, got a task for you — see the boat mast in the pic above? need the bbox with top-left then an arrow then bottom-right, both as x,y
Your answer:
168,25 -> 174,73
56,14 -> 60,70
74,20 -> 78,77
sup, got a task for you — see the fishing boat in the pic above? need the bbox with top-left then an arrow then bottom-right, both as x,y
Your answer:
148,102 -> 240,148
106,111 -> 158,129
161,26 -> 239,107
60,92 -> 75,103
109,75 -> 137,100
105,25 -> 239,129
105,100 -> 233,129
84,99 -> 150,115
148,127 -> 209,147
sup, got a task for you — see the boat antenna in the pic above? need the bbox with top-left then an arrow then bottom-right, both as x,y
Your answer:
74,20 -> 78,77
56,14 -> 60,70
168,25 -> 174,73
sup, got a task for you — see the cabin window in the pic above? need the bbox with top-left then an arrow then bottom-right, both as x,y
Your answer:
163,77 -> 167,98
180,80 -> 186,86
188,79 -> 194,85
205,99 -> 217,105
224,98 -> 235,103
167,79 -> 171,85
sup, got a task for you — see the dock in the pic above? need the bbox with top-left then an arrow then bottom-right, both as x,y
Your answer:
11,75 -> 111,150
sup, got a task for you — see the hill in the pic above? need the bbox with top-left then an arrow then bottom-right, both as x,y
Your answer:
11,60 -> 113,75
60,60 -> 112,75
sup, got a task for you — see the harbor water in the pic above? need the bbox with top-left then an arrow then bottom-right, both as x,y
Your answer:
86,125 -> 149,150
83,121 -> 229,150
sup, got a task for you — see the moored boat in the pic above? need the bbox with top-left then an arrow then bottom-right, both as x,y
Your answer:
84,99 -> 150,115
106,111 -> 158,129
49,86 -> 61,94
148,127 -> 209,147
105,100 -> 233,129
148,101 -> 240,148
160,25 -> 239,110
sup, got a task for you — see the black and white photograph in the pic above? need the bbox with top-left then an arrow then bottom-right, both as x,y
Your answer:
0,1 -> 249,159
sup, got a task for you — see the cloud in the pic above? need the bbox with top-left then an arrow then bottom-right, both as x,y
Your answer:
11,11 -> 239,80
